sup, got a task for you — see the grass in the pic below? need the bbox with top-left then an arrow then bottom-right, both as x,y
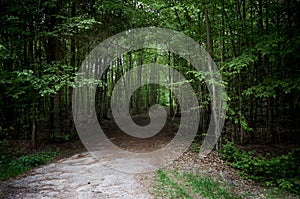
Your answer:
0,149 -> 61,181
0,138 -> 84,181
153,168 -> 299,199
154,169 -> 191,198
153,169 -> 241,199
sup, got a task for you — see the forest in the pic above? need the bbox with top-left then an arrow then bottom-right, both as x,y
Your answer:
0,0 -> 300,198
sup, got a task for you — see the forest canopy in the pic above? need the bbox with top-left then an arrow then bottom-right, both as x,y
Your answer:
0,0 -> 299,146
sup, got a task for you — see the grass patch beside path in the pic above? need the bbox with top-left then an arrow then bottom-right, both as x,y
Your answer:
0,139 -> 85,181
0,149 -> 61,181
153,169 -> 241,199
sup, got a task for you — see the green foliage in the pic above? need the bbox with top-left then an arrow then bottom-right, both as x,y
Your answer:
0,44 -> 10,61
191,142 -> 200,153
225,106 -> 253,132
220,142 -> 300,194
15,64 -> 75,98
243,77 -> 300,98
0,0 -> 299,171
155,169 -> 191,198
221,53 -> 257,76
10,150 -> 59,169
154,169 -> 241,199
0,150 -> 60,181
0,140 -> 10,165
52,17 -> 100,37
182,173 -> 240,199
51,132 -> 76,142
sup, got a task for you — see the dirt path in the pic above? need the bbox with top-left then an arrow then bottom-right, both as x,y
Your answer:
1,152 -> 153,199
0,117 -> 178,199
1,117 -> 298,199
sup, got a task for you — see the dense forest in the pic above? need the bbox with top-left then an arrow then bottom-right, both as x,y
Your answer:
0,0 -> 300,196
1,0 -> 299,145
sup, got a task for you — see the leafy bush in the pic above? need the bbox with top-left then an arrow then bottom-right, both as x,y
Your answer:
51,132 -> 76,142
0,140 -> 11,164
220,142 -> 300,194
0,150 -> 60,180
11,150 -> 59,168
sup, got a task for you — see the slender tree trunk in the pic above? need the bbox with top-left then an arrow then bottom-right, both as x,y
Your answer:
205,8 -> 212,56
31,118 -> 36,148
205,6 -> 220,150
135,51 -> 143,114
238,73 -> 244,144
221,0 -> 225,62
68,0 -> 76,131
128,52 -> 132,110
46,0 -> 63,136
168,51 -> 174,117
151,56 -> 157,106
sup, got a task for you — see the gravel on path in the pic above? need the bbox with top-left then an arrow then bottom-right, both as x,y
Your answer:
1,152 -> 153,199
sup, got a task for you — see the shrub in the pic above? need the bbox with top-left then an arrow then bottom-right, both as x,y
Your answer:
0,150 -> 60,180
220,142 -> 300,194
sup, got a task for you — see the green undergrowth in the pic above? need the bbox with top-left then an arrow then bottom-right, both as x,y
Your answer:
220,142 -> 300,195
0,150 -> 60,180
153,169 -> 241,199
0,140 -> 62,180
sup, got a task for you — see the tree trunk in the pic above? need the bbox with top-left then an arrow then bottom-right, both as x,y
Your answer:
46,0 -> 63,136
205,6 -> 220,150
151,56 -> 157,106
168,52 -> 174,117
135,51 -> 143,114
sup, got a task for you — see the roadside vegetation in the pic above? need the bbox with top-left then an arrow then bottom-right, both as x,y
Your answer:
220,142 -> 300,195
0,139 -> 81,181
154,169 -> 241,199
153,142 -> 300,199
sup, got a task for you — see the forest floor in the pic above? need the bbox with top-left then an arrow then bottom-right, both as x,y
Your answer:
0,116 -> 299,199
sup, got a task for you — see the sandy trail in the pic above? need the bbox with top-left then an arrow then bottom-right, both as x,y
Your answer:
0,117 -> 181,199
2,152 -> 153,199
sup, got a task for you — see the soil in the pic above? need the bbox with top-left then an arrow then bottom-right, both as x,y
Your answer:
0,116 -> 299,199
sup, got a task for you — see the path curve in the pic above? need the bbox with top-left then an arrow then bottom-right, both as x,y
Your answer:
2,152 -> 153,199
